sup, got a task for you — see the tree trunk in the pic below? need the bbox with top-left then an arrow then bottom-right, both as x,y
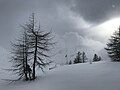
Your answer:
23,46 -> 28,81
32,36 -> 37,80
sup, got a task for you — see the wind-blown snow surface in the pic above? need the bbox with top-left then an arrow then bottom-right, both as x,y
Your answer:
0,61 -> 120,90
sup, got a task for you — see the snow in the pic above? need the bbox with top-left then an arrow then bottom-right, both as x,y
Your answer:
0,46 -> 119,90
0,47 -> 12,82
0,60 -> 120,90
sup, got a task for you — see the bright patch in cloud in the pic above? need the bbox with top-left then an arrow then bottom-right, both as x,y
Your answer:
88,17 -> 120,43
98,17 -> 120,37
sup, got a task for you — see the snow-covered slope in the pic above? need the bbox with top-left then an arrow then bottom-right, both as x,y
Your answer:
0,47 -> 12,84
0,61 -> 120,90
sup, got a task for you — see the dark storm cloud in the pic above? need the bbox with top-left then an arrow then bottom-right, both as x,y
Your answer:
71,0 -> 120,23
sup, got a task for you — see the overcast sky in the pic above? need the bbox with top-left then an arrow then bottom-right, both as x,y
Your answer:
0,0 -> 120,62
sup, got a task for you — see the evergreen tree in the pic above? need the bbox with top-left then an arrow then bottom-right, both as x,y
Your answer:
22,13 -> 54,80
74,52 -> 82,64
98,56 -> 102,61
10,13 -> 54,81
82,52 -> 87,63
105,27 -> 120,62
93,54 -> 99,62
69,60 -> 72,65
